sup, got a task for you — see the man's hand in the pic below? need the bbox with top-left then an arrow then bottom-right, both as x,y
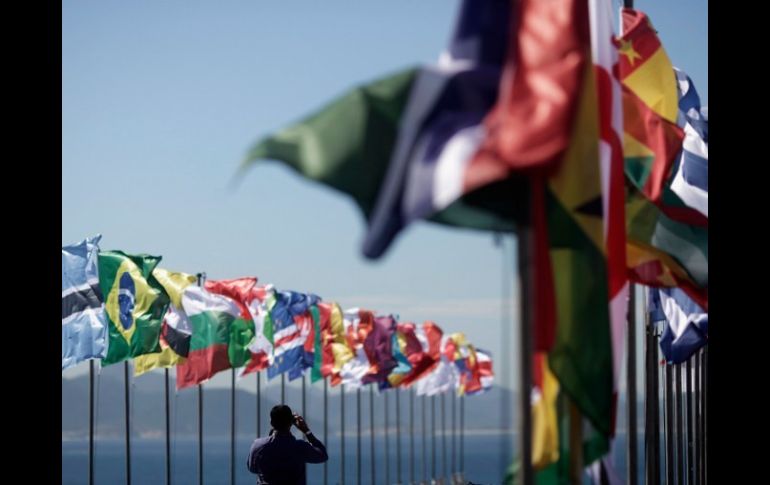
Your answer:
293,414 -> 310,434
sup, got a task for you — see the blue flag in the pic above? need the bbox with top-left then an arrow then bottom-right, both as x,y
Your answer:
62,235 -> 108,370
648,287 -> 708,363
267,290 -> 320,380
670,68 -> 708,217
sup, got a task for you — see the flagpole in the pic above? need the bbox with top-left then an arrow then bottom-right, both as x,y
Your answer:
89,360 -> 95,485
431,395 -> 436,484
281,374 -> 286,404
396,388 -> 402,484
357,388 -> 362,485
665,363 -> 674,484
441,392 -> 447,483
385,390 -> 390,485
652,322 -> 661,485
627,284 -> 638,485
124,360 -> 132,485
230,368 -> 236,485
686,358 -> 694,485
694,349 -> 700,485
643,301 -> 652,485
644,301 -> 659,485
196,272 -> 205,485
198,386 -> 203,485
451,393 -> 456,484
370,385 -> 376,485
516,223 -> 535,485
165,368 -> 171,485
341,384 -> 346,485
703,346 -> 708,484
422,395 -> 427,485
676,364 -> 684,484
302,373 -> 307,416
324,379 -> 328,485
459,395 -> 464,481
497,232 -> 512,485
410,388 -> 415,485
256,373 -> 262,436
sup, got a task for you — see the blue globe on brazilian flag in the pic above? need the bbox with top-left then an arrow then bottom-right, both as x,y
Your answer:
98,250 -> 170,365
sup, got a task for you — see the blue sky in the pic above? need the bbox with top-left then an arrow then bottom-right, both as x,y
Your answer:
62,0 -> 707,390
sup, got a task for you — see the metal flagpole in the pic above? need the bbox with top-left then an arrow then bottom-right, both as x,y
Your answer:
230,368 -> 236,485
198,384 -> 203,485
644,303 -> 653,485
396,389 -> 402,484
431,395 -> 436,483
703,346 -> 708,484
441,393 -> 447,483
304,374 -> 308,482
165,367 -> 171,485
676,364 -> 684,485
694,349 -> 701,485
357,388 -> 362,485
451,393 -> 456,482
459,396 -> 465,481
90,360 -> 96,485
281,374 -> 286,404
124,360 -> 132,485
341,384 -> 346,485
422,395 -> 427,484
516,223 -> 535,485
196,272 -> 205,485
687,358 -> 694,485
627,284 -> 638,485
665,363 -> 674,485
323,379 -> 328,485
385,391 -> 390,485
652,323 -> 661,485
497,233 -> 512,485
370,386 -> 376,485
410,388 -> 415,485
256,373 -> 261,436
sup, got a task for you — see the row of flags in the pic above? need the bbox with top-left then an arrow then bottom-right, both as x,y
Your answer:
61,236 -> 494,397
240,0 -> 707,482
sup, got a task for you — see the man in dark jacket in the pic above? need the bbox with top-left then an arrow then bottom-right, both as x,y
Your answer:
246,404 -> 328,484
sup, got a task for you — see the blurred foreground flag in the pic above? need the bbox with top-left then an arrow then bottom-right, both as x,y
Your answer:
62,235 -> 108,370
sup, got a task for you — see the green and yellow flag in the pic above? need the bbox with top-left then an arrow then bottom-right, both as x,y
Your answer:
98,251 -> 170,366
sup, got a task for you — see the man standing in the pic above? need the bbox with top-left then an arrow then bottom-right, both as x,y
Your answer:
247,404 -> 328,484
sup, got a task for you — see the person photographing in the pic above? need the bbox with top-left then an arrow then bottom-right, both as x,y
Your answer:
246,404 -> 328,484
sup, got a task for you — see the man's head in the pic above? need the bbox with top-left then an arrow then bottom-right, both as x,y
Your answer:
270,404 -> 294,432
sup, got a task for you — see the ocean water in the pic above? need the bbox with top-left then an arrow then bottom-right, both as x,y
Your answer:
62,433 -> 646,484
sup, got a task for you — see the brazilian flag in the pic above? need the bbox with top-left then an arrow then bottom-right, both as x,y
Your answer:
98,250 -> 170,365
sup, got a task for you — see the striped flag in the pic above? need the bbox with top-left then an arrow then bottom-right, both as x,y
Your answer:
670,69 -> 708,218
649,287 -> 707,364
62,235 -> 108,370
175,286 -> 243,389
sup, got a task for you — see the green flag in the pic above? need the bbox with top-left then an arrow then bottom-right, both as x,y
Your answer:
98,251 -> 169,365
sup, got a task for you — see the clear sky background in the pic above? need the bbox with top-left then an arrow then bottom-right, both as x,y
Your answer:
62,0 -> 707,391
